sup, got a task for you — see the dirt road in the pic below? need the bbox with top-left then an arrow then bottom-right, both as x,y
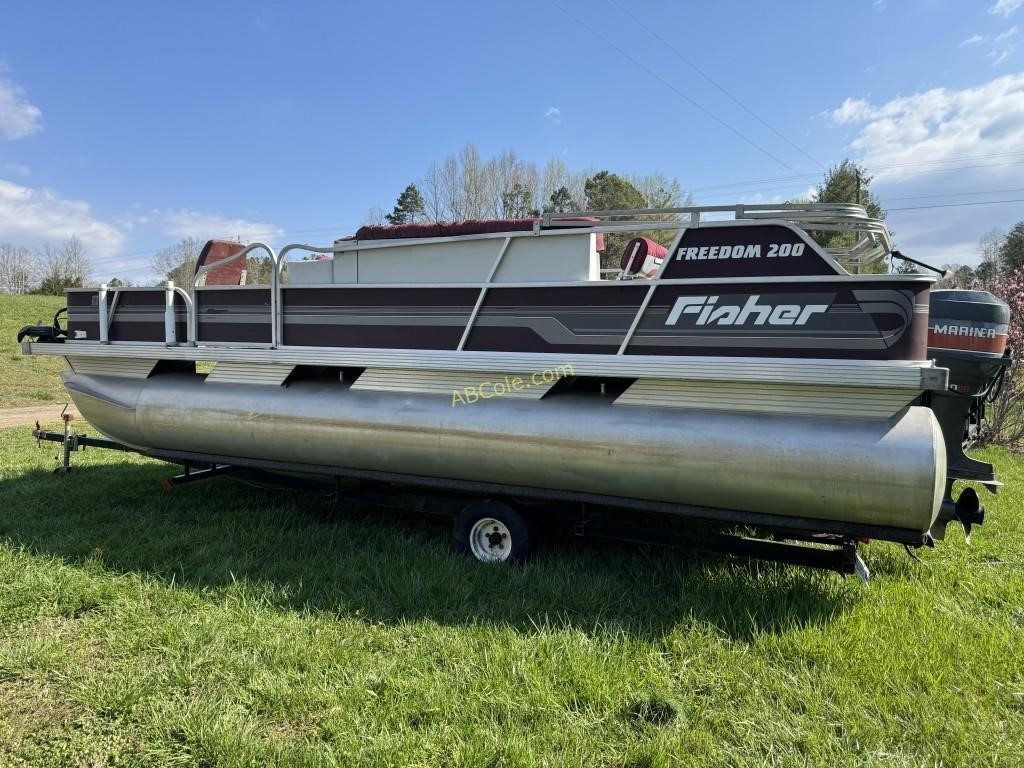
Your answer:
0,404 -> 80,429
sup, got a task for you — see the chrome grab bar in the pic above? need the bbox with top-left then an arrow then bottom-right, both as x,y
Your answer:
172,285 -> 195,345
192,241 -> 278,347
274,243 -> 334,348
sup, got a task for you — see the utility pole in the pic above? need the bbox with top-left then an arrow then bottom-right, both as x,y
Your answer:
855,170 -> 862,206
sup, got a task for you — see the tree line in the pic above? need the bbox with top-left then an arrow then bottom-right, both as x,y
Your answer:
0,234 -> 278,294
374,147 -> 896,273
0,235 -> 92,294
369,144 -> 691,269
934,222 -> 1024,289
368,145 -> 691,227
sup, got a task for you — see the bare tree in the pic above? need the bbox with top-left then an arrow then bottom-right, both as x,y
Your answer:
363,206 -> 387,227
36,236 -> 91,294
406,144 -> 687,228
244,254 -> 275,285
418,144 -> 545,221
541,159 -> 591,213
628,173 -> 691,210
151,236 -> 203,287
0,243 -> 38,294
60,235 -> 90,284
541,157 -> 569,208
421,162 -> 448,222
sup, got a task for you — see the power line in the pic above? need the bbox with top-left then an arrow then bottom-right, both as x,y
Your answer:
887,198 -> 1024,212
688,154 -> 1024,195
605,0 -> 825,170
549,0 -> 805,176
882,187 -> 1024,202
864,149 -> 1024,171
700,182 -> 1024,205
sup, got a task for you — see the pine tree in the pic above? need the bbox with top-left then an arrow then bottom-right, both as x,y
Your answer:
813,160 -> 887,274
386,184 -> 426,225
999,221 -> 1024,274
584,171 -> 647,269
544,186 -> 578,214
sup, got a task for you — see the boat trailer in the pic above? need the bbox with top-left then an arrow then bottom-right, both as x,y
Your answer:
32,418 -> 872,582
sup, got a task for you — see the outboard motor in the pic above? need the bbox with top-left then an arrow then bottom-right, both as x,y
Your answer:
927,289 -> 1011,540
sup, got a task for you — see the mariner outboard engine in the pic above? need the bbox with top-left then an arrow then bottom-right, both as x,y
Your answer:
927,289 -> 1011,540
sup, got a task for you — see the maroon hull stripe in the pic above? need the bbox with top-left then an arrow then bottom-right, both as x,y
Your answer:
464,284 -> 647,354
281,286 -> 479,349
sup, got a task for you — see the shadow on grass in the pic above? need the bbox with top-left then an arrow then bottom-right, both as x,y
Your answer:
1,460 -> 862,641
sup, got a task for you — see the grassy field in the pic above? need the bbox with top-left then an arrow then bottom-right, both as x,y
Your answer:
1,294 -> 69,407
0,420 -> 1022,766
1,293 -> 1023,765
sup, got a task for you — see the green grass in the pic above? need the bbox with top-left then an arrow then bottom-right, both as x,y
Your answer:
1,295 -> 69,407
0,425 -> 1022,766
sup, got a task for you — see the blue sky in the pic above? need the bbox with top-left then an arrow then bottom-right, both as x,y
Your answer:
1,0 -> 1023,282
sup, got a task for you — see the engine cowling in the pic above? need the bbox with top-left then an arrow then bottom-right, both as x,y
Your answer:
926,289 -> 1011,539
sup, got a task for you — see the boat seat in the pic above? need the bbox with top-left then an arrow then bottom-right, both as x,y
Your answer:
194,240 -> 247,286
620,237 -> 667,278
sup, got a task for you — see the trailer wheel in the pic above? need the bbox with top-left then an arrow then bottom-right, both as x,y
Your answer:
455,500 -> 531,563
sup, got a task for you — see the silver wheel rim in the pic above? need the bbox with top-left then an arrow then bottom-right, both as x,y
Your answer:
468,517 -> 512,562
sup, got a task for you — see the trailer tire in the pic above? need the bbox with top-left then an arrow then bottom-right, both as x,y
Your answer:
454,500 -> 531,563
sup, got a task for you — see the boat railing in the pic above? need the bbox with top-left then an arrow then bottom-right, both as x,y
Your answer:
191,241 -> 279,347
92,282 -> 195,345
541,203 -> 893,271
76,203 -> 895,350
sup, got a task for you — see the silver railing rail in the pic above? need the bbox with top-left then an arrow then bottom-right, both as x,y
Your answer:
95,283 -> 194,345
172,285 -> 195,345
540,203 -> 893,271
192,242 -> 278,347
274,243 -> 334,348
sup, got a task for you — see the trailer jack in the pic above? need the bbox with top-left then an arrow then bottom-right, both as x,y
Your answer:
33,406 -> 131,474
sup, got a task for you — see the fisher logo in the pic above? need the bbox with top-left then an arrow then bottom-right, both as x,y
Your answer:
677,242 -> 806,261
931,323 -> 998,339
665,295 -> 831,327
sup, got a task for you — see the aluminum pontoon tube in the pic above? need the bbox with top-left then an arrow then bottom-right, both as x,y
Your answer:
63,371 -> 947,533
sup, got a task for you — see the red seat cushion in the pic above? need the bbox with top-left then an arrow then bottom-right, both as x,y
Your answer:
620,237 -> 667,276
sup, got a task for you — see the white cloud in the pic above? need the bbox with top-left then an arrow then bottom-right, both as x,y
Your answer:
0,178 -> 124,259
989,46 -> 1014,65
990,0 -> 1023,17
960,34 -> 986,47
0,74 -> 42,140
996,25 -> 1019,41
830,97 -> 876,124
544,106 -> 562,125
830,75 -> 1024,267
829,74 -> 1024,179
162,209 -> 282,241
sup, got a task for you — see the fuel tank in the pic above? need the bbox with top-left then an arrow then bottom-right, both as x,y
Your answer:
63,370 -> 947,535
